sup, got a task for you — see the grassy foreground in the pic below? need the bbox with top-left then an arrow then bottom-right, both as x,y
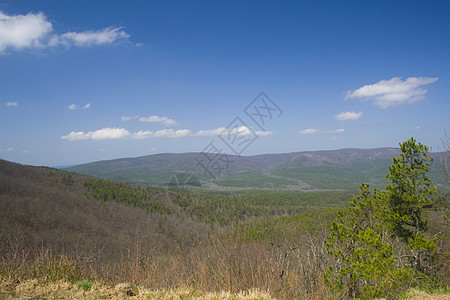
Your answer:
0,277 -> 274,300
1,277 -> 449,300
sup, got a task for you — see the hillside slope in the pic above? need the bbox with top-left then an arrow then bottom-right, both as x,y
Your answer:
0,159 -> 212,265
66,148 -> 445,190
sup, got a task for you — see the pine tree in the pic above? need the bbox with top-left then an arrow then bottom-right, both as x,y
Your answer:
385,137 -> 438,273
325,137 -> 439,298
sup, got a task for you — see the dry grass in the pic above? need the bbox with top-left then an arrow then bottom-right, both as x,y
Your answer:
0,277 -> 275,299
400,289 -> 450,300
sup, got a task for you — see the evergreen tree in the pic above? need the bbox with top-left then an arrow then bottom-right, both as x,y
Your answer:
326,137 -> 439,298
385,137 -> 437,273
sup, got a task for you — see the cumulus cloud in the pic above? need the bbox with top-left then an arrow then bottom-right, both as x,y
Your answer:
299,128 -> 344,134
196,126 -> 271,137
49,27 -> 129,47
61,124 -> 272,142
195,127 -> 227,136
121,116 -> 132,121
0,11 -> 52,51
61,127 -> 131,141
5,101 -> 18,106
61,127 -> 194,141
68,103 -> 90,110
334,111 -> 363,121
132,129 -> 192,139
0,11 -> 129,52
345,77 -> 438,108
298,128 -> 318,135
139,115 -> 177,126
154,129 -> 191,137
324,128 -> 345,134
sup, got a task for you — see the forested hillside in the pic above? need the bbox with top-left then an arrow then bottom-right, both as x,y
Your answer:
1,139 -> 449,299
0,158 -> 358,299
66,148 -> 446,190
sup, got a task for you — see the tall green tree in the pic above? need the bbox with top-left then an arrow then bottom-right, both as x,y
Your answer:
326,137 -> 438,298
325,184 -> 414,299
385,137 -> 437,273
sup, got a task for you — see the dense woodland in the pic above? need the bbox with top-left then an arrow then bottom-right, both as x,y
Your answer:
0,139 -> 449,299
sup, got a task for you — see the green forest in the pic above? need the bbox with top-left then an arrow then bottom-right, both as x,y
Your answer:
0,138 -> 449,299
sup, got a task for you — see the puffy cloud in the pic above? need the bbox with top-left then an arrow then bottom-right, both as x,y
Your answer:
131,130 -> 153,139
324,129 -> 345,134
299,128 -> 344,134
153,129 -> 191,138
0,11 -> 129,52
132,129 -> 192,139
196,126 -> 271,137
68,103 -> 90,110
139,115 -> 177,126
121,116 -> 132,121
5,101 -> 18,106
61,127 -> 131,141
195,127 -> 227,136
49,27 -> 129,47
298,128 -> 318,135
62,125 -> 270,141
345,77 -> 438,108
0,11 -> 52,51
334,111 -> 363,121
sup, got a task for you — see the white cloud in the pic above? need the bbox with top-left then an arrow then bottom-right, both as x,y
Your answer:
132,129 -> 192,139
5,101 -> 18,106
345,77 -> 438,108
139,115 -> 177,126
131,130 -> 153,139
334,111 -> 363,121
299,128 -> 344,134
61,127 -> 131,141
68,103 -> 90,110
0,11 -> 52,51
196,126 -> 271,137
0,11 -> 129,52
62,125 -> 270,142
21,150 -> 32,154
121,116 -> 132,121
195,127 -> 227,136
298,128 -> 318,135
256,130 -> 272,136
50,27 -> 129,47
7,147 -> 14,152
324,128 -> 345,134
154,129 -> 191,138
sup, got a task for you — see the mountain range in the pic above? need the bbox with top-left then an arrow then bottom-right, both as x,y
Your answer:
66,148 -> 445,190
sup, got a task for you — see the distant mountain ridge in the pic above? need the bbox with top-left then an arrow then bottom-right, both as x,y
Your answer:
66,148 -> 444,190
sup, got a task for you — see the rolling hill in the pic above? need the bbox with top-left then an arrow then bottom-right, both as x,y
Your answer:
66,148 -> 446,190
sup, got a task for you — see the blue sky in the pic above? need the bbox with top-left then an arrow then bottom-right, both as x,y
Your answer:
0,0 -> 449,166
